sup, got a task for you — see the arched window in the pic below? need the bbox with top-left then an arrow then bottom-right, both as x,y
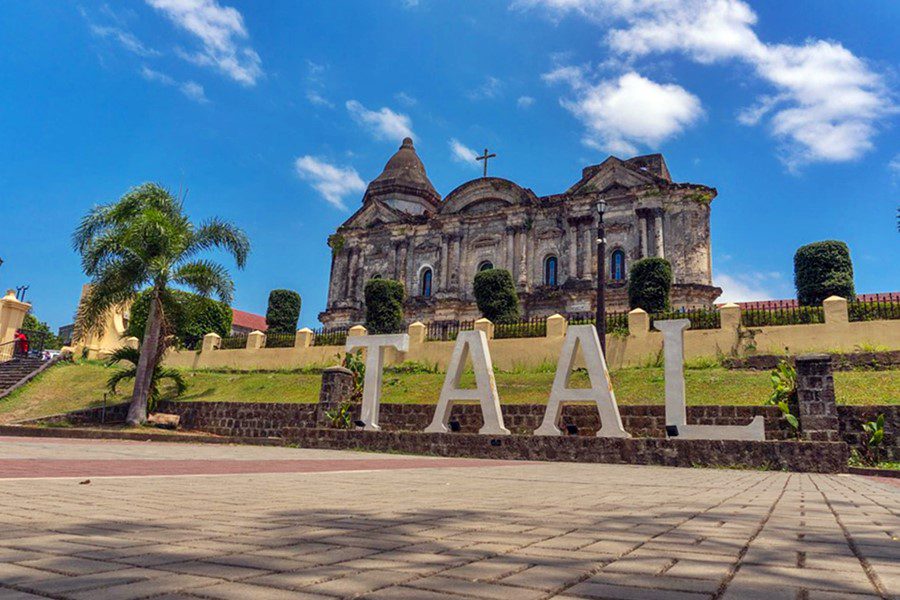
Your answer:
478,261 -> 494,272
421,267 -> 433,297
544,255 -> 558,286
611,249 -> 625,281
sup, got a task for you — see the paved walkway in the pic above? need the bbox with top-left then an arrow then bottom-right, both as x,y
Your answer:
0,437 -> 896,599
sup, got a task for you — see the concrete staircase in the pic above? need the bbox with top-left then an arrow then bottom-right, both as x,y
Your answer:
0,357 -> 53,399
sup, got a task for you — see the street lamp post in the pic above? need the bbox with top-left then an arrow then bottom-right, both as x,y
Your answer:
595,199 -> 608,355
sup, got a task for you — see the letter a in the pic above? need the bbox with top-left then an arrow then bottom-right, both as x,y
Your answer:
424,330 -> 510,435
535,325 -> 630,437
345,333 -> 410,431
655,319 -> 764,440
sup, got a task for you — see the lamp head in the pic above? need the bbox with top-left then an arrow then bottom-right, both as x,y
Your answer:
597,198 -> 608,215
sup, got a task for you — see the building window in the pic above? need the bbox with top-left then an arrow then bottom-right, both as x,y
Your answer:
611,249 -> 625,281
421,268 -> 433,297
478,261 -> 494,272
544,255 -> 558,286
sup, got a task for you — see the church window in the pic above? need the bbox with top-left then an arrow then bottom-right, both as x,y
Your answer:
544,255 -> 558,287
478,261 -> 494,272
421,268 -> 433,297
611,250 -> 625,281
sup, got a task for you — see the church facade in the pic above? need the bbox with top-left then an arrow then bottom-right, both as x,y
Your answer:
319,138 -> 721,327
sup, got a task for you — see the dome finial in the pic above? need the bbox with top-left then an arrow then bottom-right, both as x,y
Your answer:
401,137 -> 414,148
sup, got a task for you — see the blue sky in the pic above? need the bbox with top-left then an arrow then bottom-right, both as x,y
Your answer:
1,0 -> 898,330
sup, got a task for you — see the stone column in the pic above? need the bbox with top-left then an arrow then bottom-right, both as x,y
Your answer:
567,219 -> 578,281
506,227 -> 516,273
653,209 -> 665,259
316,366 -> 356,427
451,235 -> 462,288
440,235 -> 450,289
795,354 -> 840,442
638,213 -> 649,258
582,220 -> 593,282
398,241 -> 409,289
345,247 -> 358,299
518,227 -> 528,285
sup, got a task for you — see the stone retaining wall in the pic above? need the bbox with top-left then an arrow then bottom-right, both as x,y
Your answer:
724,351 -> 900,371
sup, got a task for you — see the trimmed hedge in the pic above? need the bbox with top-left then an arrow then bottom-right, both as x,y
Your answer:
628,258 -> 672,314
127,289 -> 232,348
794,240 -> 855,306
364,279 -> 405,334
473,269 -> 520,324
265,289 -> 302,334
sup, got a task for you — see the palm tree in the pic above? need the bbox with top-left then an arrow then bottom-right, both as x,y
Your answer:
74,183 -> 249,425
105,346 -> 187,413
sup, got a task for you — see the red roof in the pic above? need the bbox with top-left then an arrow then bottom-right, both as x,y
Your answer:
232,308 -> 268,332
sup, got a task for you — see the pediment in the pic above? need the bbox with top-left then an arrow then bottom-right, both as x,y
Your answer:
341,201 -> 409,230
470,234 -> 501,248
567,159 -> 658,196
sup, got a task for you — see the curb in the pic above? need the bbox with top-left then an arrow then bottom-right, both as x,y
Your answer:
848,466 -> 900,478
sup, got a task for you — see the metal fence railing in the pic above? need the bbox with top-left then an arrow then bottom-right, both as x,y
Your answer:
564,311 -> 630,334
848,293 -> 900,322
219,333 -> 248,350
265,332 -> 296,348
740,301 -> 825,327
494,317 -> 547,339
425,320 -> 474,342
312,326 -> 350,346
649,307 -> 721,330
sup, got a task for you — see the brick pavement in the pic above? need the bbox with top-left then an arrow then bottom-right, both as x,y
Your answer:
0,437 -> 896,599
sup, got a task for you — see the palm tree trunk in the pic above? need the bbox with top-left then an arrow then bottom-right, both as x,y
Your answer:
126,290 -> 162,425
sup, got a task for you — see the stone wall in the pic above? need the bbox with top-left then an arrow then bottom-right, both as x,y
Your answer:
724,350 -> 900,371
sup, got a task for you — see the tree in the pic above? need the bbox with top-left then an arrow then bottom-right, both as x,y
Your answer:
74,183 -> 249,425
364,279 -> 405,334
628,258 -> 672,313
126,289 -> 232,348
794,240 -> 855,306
473,268 -> 520,323
105,346 -> 187,413
265,289 -> 302,334
21,313 -> 64,349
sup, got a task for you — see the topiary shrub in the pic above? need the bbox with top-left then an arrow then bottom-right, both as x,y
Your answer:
127,289 -> 232,348
364,279 -> 405,334
473,268 -> 520,324
794,240 -> 855,306
628,258 -> 672,313
265,289 -> 302,334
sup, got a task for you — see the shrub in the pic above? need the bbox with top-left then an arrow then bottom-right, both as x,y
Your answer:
265,289 -> 302,334
127,289 -> 232,347
473,269 -> 520,324
794,240 -> 855,306
628,258 -> 672,313
364,279 -> 405,334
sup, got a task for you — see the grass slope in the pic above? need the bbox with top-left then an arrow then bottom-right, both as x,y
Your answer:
0,360 -> 897,424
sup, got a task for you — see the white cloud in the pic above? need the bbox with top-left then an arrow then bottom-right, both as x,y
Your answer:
522,0 -> 895,167
146,0 -> 262,86
141,66 -> 209,103
467,76 -> 504,100
346,100 -> 415,142
90,24 -> 161,57
449,139 -> 480,170
517,95 -> 536,109
549,71 -> 702,154
306,90 -> 333,108
889,154 -> 900,177
395,91 -> 418,107
294,156 -> 366,211
714,271 -> 782,303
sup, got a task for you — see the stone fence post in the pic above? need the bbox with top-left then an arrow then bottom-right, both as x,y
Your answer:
627,308 -> 649,338
348,325 -> 367,338
719,302 -> 741,331
823,295 -> 849,326
316,366 -> 355,427
246,330 -> 266,350
546,314 -> 567,338
294,328 -> 313,348
795,354 -> 840,442
408,321 -> 426,345
474,317 -> 494,340
202,332 -> 221,352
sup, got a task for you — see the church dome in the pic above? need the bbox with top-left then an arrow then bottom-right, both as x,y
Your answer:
364,138 -> 441,209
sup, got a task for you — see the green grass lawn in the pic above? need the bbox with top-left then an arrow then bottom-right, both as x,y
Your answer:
1,359 -> 897,424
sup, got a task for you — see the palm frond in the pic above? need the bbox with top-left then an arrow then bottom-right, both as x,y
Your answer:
106,366 -> 138,395
106,346 -> 141,367
187,218 -> 250,268
156,367 -> 188,397
173,261 -> 235,305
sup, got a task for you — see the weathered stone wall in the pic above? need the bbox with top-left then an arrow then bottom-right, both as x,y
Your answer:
724,351 -> 900,371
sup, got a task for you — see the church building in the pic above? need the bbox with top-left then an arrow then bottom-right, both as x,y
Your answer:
319,138 -> 721,326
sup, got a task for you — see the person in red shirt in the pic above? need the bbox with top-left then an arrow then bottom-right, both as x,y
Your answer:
14,331 -> 29,356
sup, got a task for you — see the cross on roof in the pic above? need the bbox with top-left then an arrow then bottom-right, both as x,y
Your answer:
476,148 -> 496,178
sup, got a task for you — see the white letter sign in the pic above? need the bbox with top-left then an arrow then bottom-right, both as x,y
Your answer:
345,333 -> 409,431
535,325 -> 629,438
655,319 -> 764,440
424,330 -> 510,435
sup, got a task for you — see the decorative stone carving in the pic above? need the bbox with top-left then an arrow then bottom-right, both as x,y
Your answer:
424,331 -> 510,435
345,334 -> 410,431
535,325 -> 630,438
655,319 -> 764,440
